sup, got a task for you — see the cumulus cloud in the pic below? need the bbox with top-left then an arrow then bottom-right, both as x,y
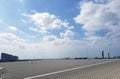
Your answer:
0,31 -> 115,59
60,30 -> 74,39
21,19 -> 28,24
8,26 -> 23,33
43,35 -> 57,42
42,29 -> 74,45
29,27 -> 38,32
0,32 -> 88,59
22,12 -> 74,33
9,26 -> 17,31
0,33 -> 25,45
74,0 -> 120,45
22,12 -> 75,45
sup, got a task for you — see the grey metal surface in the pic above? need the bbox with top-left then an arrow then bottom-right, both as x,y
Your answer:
0,59 -> 116,79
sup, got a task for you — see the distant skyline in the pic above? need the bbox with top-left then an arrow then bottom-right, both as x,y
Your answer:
0,0 -> 120,59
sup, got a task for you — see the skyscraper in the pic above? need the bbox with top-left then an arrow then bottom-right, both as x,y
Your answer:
108,52 -> 110,59
102,50 -> 104,59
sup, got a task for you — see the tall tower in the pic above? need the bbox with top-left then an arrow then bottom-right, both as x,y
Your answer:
102,50 -> 104,59
108,52 -> 110,59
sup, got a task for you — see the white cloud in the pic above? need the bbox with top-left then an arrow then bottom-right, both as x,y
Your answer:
9,26 -> 17,31
22,12 -> 74,33
0,31 -> 118,59
74,0 -> 120,43
22,12 -> 75,46
30,12 -> 61,29
0,33 -> 25,45
21,19 -> 28,24
72,0 -> 120,57
0,32 -> 88,59
8,26 -> 23,33
29,27 -> 38,32
43,35 -> 57,42
60,30 -> 74,39
42,29 -> 75,46
0,33 -> 35,58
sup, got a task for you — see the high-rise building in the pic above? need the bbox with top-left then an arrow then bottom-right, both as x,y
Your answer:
102,50 -> 104,59
108,52 -> 110,59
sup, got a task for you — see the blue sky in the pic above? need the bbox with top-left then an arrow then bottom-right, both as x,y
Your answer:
0,0 -> 120,59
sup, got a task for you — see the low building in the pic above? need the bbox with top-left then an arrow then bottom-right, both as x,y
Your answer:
1,53 -> 18,62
